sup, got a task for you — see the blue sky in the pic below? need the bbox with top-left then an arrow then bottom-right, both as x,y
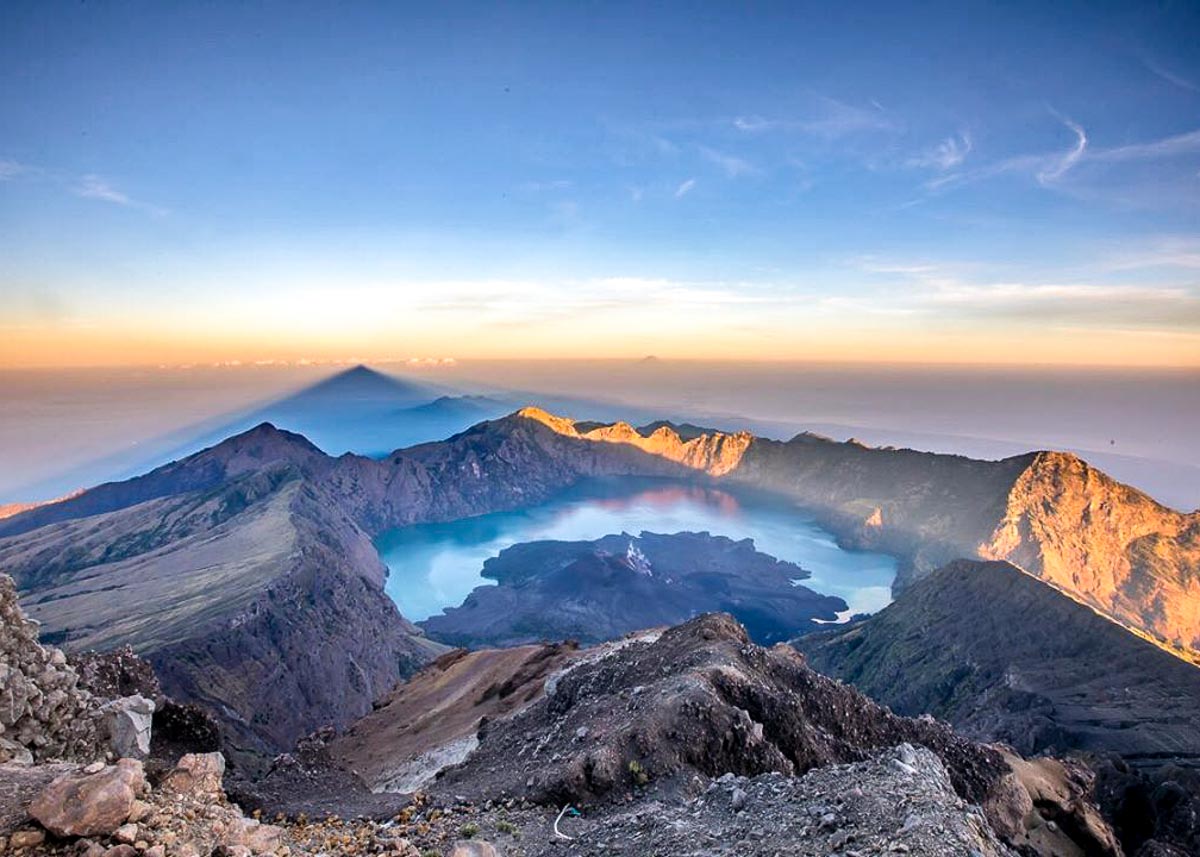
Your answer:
1,1 -> 1198,365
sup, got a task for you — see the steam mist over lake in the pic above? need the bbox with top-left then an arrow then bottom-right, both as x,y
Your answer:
0,360 -> 1196,510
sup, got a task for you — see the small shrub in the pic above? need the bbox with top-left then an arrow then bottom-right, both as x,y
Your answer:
459,822 -> 480,838
628,759 -> 649,786
497,819 -> 518,835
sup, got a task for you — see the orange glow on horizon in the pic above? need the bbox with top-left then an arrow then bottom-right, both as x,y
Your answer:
1,318 -> 1196,370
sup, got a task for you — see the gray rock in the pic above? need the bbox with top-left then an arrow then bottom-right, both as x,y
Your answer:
102,694 -> 155,759
0,736 -> 33,766
731,787 -> 748,811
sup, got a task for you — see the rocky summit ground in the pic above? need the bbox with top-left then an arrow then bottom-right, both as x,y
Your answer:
2,564 -> 1130,857
369,613 -> 1116,857
532,744 -> 1021,857
287,743 -> 1027,857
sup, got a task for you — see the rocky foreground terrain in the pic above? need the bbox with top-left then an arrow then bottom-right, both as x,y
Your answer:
420,531 -> 846,648
799,559 -> 1200,855
3,572 -> 1133,857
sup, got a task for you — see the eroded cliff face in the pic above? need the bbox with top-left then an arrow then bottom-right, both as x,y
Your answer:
426,613 -> 1119,857
567,414 -> 753,476
725,432 -> 1031,580
798,560 -> 1200,766
981,452 -> 1200,654
708,432 -> 1199,661
146,480 -> 447,763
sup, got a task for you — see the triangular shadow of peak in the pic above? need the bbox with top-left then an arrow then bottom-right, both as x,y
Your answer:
6,366 -> 473,505
279,364 -> 445,403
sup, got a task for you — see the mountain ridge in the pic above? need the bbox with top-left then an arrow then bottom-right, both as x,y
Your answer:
798,559 -> 1200,766
1,406 -> 1196,760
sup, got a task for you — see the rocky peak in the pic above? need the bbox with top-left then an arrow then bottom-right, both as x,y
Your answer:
511,406 -> 579,435
982,446 -> 1200,656
430,612 -> 1116,855
202,421 -> 324,467
505,406 -> 754,476
0,423 -> 322,540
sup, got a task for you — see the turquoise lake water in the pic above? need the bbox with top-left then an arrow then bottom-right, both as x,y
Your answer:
376,478 -> 897,623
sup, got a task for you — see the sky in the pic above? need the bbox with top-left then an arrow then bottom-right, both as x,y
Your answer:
1,1 -> 1199,367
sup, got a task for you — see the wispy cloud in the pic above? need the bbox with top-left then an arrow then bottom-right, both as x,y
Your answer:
926,117 -> 1200,198
1101,236 -> 1200,271
731,96 -> 894,139
1090,129 -> 1200,163
277,276 -> 780,330
856,257 -> 1200,330
698,146 -> 759,177
0,159 -> 32,180
907,132 -> 972,170
76,175 -> 134,206
1036,116 -> 1087,184
927,281 -> 1200,329
732,115 -> 774,132
674,178 -> 697,198
74,175 -> 168,217
856,259 -> 947,276
1144,58 -> 1200,93
0,157 -> 166,216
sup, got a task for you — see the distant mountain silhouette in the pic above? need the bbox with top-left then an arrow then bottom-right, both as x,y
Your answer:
396,394 -> 509,420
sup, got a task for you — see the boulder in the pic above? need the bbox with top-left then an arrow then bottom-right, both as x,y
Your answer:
0,762 -> 75,834
102,846 -> 139,857
29,758 -> 145,837
237,818 -> 285,854
161,752 -> 226,798
9,828 -> 46,849
0,736 -> 33,766
0,663 -> 33,727
102,694 -> 155,758
112,822 -> 138,843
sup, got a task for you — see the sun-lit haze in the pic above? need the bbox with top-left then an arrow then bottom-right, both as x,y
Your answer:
2,361 -> 1197,513
2,3 -> 1199,367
